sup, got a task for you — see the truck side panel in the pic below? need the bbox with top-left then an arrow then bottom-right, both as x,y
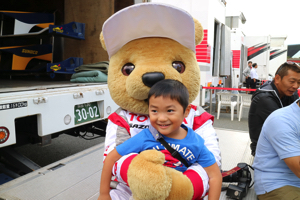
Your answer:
0,84 -> 119,148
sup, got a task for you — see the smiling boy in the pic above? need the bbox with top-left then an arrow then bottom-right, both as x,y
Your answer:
99,79 -> 222,200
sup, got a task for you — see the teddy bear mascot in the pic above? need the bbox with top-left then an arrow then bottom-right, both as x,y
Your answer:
99,2 -> 221,200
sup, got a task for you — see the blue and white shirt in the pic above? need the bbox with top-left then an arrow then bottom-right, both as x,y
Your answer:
116,124 -> 216,172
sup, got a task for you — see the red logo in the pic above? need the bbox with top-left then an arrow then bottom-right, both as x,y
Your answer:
161,150 -> 183,168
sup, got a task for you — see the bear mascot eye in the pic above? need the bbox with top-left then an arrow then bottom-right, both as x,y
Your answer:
172,61 -> 185,73
121,63 -> 135,76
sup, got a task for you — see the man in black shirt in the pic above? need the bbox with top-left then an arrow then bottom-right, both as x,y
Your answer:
248,61 -> 300,156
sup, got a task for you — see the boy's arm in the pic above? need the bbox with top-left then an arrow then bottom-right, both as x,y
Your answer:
204,162 -> 222,200
99,149 -> 122,200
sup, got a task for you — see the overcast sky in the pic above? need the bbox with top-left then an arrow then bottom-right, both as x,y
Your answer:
225,0 -> 299,45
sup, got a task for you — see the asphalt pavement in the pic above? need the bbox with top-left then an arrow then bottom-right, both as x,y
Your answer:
14,134 -> 106,167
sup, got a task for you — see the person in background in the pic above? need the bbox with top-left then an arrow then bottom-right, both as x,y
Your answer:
248,61 -> 300,156
243,61 -> 252,94
253,99 -> 300,199
250,63 -> 258,92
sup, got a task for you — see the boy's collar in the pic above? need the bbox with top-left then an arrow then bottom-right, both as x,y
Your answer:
149,124 -> 162,140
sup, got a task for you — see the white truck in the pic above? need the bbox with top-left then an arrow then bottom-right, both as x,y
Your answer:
243,35 -> 287,82
0,80 -> 119,177
225,10 -> 288,90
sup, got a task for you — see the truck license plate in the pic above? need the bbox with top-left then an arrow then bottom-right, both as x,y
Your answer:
74,102 -> 100,125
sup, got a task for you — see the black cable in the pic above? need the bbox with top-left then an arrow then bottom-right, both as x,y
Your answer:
78,131 -> 103,140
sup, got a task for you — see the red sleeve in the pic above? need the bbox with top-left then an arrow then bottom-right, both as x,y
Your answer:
108,112 -> 131,135
190,104 -> 198,110
193,112 -> 214,131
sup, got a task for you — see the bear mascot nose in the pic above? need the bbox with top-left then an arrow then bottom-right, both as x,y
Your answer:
142,72 -> 165,87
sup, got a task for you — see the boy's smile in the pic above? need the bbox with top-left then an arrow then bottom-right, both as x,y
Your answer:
149,95 -> 190,139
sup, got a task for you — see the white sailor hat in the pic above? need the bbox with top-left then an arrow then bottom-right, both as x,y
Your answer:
102,3 -> 195,59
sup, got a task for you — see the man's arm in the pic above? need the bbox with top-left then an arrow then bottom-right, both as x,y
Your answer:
265,113 -> 300,178
283,156 -> 300,178
249,94 -> 280,152
243,67 -> 250,78
99,149 -> 122,200
242,68 -> 248,77
204,163 -> 222,200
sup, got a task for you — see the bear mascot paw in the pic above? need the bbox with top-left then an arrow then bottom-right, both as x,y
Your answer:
127,150 -> 194,200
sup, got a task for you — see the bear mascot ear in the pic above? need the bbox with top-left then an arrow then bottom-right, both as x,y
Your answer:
194,18 -> 204,46
99,32 -> 106,51
100,17 -> 203,51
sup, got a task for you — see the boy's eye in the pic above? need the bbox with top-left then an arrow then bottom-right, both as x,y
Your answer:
151,110 -> 157,113
167,109 -> 174,112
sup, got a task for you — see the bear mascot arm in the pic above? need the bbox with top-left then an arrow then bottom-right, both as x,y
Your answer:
99,3 -> 221,200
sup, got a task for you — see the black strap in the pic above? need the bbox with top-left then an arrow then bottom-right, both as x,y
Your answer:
157,137 -> 189,167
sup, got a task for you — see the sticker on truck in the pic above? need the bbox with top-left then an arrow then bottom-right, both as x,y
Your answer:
0,101 -> 27,111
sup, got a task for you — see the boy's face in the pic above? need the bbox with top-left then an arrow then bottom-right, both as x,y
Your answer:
148,95 -> 190,139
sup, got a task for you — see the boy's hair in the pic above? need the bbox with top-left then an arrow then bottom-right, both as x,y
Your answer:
248,61 -> 252,64
252,63 -> 257,68
148,79 -> 189,111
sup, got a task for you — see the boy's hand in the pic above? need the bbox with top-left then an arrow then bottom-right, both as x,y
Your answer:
98,193 -> 112,200
204,163 -> 222,200
99,149 -> 122,200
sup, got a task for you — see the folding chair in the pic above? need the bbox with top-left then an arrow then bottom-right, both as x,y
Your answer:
238,95 -> 252,121
217,93 -> 237,121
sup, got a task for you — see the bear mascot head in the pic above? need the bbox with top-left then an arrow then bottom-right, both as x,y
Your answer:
100,3 -> 203,115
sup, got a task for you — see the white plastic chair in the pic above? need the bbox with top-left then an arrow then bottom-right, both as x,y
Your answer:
217,93 -> 237,121
238,95 -> 252,121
